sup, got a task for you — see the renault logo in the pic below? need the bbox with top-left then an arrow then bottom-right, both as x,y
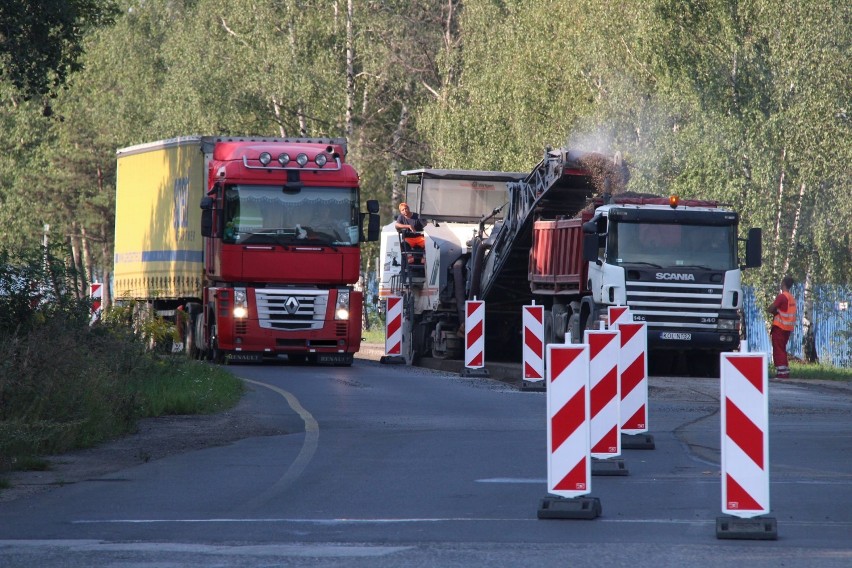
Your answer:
284,296 -> 300,315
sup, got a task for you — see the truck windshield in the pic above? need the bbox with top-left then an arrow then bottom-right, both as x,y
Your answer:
222,185 -> 360,246
609,222 -> 737,271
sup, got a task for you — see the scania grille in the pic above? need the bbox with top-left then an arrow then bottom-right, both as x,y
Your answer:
625,281 -> 723,329
255,289 -> 328,331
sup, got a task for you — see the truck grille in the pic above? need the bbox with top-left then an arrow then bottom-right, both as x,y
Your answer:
255,289 -> 328,331
625,280 -> 723,330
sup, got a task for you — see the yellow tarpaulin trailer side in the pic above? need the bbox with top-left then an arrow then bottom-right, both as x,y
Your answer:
114,137 -> 207,301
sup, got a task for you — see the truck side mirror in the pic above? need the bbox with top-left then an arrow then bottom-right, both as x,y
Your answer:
199,197 -> 222,238
367,212 -> 380,242
744,227 -> 762,268
583,233 -> 600,263
367,199 -> 379,214
200,197 -> 214,238
201,210 -> 214,237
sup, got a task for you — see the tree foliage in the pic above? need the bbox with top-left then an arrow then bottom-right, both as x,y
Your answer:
0,0 -> 848,307
0,0 -> 118,100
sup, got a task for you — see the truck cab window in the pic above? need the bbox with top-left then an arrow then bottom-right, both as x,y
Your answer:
223,185 -> 360,246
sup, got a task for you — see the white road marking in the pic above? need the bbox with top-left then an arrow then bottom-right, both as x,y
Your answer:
0,539 -> 411,556
239,378 -> 319,511
476,478 -> 545,483
68,517 -> 852,527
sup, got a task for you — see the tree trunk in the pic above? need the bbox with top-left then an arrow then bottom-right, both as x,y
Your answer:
271,96 -> 287,137
68,225 -> 86,299
772,146 -> 787,275
101,241 -> 112,311
298,103 -> 307,137
782,181 -> 806,276
390,101 -> 410,205
81,225 -> 95,286
345,0 -> 354,141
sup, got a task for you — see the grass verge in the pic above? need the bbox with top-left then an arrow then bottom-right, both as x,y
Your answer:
361,326 -> 385,345
787,361 -> 852,382
0,318 -> 243,484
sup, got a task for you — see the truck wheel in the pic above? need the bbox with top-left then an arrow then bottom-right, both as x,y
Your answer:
544,311 -> 555,345
194,313 -> 206,359
184,315 -> 196,359
185,303 -> 202,359
412,322 -> 430,364
208,321 -> 225,364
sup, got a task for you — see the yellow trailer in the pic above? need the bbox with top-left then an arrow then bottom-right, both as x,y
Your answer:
114,137 -> 208,302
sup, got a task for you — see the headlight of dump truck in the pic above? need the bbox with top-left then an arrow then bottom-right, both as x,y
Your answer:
233,288 -> 248,318
718,318 -> 739,331
335,290 -> 350,320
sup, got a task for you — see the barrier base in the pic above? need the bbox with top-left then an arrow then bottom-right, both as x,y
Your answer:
716,516 -> 778,540
538,496 -> 601,520
591,457 -> 629,476
621,433 -> 655,450
521,379 -> 546,392
379,355 -> 406,365
460,367 -> 490,378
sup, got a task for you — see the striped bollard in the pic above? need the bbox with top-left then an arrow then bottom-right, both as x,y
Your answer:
89,282 -> 103,325
608,305 -> 631,328
379,296 -> 405,365
538,344 -> 601,519
717,352 -> 777,539
522,304 -> 545,390
586,329 -> 627,476
461,299 -> 488,377
614,322 -> 654,450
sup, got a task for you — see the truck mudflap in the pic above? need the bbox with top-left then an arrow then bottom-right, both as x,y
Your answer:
648,329 -> 739,352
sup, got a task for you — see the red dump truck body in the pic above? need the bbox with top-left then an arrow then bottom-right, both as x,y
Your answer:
529,211 -> 593,295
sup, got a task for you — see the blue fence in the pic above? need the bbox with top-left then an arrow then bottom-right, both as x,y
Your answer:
743,285 -> 852,368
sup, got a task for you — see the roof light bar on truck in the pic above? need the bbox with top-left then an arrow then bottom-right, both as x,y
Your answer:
242,153 -> 340,171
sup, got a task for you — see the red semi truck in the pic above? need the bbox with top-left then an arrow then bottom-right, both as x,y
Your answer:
114,136 -> 379,365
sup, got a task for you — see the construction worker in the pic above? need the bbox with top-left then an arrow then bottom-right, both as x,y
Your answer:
395,202 -> 425,265
768,276 -> 796,378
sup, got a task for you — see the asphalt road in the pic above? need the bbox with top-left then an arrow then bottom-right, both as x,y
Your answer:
0,355 -> 850,567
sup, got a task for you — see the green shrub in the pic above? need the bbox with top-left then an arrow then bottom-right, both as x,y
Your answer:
0,246 -> 243,475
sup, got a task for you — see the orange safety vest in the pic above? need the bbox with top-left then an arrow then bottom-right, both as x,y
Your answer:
772,290 -> 796,331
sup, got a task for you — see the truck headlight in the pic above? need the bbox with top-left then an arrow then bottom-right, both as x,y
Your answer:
233,288 -> 248,318
335,290 -> 350,320
718,319 -> 738,331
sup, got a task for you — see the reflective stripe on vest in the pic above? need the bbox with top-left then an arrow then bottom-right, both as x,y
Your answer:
773,290 -> 796,331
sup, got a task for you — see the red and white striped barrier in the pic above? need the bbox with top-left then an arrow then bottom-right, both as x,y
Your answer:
614,322 -> 648,434
465,299 -> 485,369
720,352 -> 770,518
608,305 -> 631,328
522,304 -> 545,383
546,344 -> 591,497
586,330 -> 621,458
384,296 -> 403,356
89,282 -> 103,325
90,282 -> 103,312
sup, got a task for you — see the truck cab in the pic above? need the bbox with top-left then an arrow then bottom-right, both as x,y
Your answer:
579,196 -> 762,373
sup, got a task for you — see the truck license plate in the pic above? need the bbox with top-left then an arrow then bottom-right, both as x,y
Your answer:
661,332 -> 692,340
